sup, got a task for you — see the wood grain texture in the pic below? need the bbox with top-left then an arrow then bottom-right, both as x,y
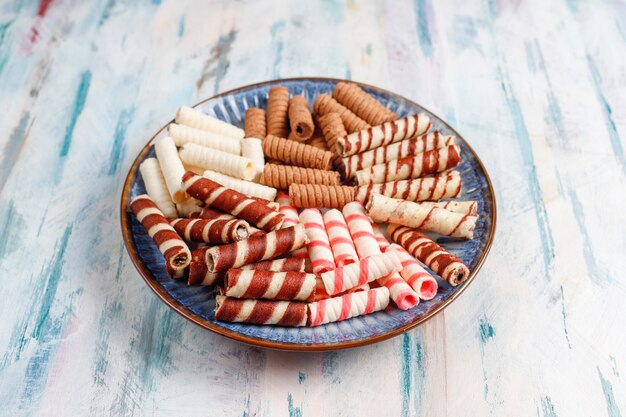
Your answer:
0,0 -> 624,415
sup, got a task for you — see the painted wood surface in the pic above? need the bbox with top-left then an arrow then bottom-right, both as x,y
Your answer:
0,0 -> 624,415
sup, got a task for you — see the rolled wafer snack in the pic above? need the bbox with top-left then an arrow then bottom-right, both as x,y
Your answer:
205,224 -> 307,272
240,257 -> 308,272
249,197 -> 279,211
313,94 -> 369,133
193,206 -> 264,236
182,172 -> 284,232
261,164 -> 340,189
387,244 -> 438,300
240,138 -> 265,181
300,209 -> 336,274
356,145 -> 461,185
288,95 -> 314,141
130,195 -> 191,273
317,112 -> 346,152
179,143 -> 255,181
289,184 -> 355,209
276,192 -> 308,258
355,171 -> 462,203
175,197 -> 203,217
418,200 -> 478,216
388,224 -> 470,286
342,132 -> 456,178
323,209 -> 359,267
314,277 -> 331,301
169,218 -> 250,244
154,137 -> 187,203
215,295 -> 307,326
332,82 -> 398,126
244,107 -> 266,139
308,287 -> 390,326
266,86 -> 290,137
320,252 -> 402,296
139,158 -> 177,218
187,247 -> 224,286
336,113 -> 432,157
168,123 -> 241,155
225,269 -> 316,302
176,106 -> 244,139
367,194 -> 477,239
201,169 -> 277,202
263,135 -> 334,170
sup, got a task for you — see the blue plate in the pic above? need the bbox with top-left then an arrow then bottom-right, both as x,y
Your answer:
120,78 -> 496,351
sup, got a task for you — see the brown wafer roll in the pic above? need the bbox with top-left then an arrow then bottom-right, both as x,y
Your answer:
244,107 -> 266,139
287,95 -> 314,141
318,112 -> 346,152
262,135 -> 334,170
289,184 -> 356,209
313,94 -> 369,133
332,82 -> 398,126
169,218 -> 250,244
261,164 -> 340,189
215,295 -> 307,326
304,135 -> 329,151
187,247 -> 225,286
266,86 -> 290,137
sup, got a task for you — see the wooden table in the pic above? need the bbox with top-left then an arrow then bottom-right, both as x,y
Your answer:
1,0 -> 624,415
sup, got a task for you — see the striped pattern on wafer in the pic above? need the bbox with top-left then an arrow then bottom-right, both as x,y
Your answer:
355,171 -> 462,203
308,287 -> 390,326
323,209 -> 359,267
225,269 -> 316,301
215,295 -> 307,326
417,200 -> 478,216
187,247 -> 224,286
300,209 -> 336,274
169,218 -> 249,244
320,252 -> 402,296
240,257 -> 307,272
387,244 -> 438,300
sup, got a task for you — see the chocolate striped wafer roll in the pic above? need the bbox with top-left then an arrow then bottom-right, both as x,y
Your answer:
225,269 -> 316,301
205,224 -> 307,272
336,113 -> 432,157
169,218 -> 250,244
367,194 -> 477,239
240,257 -> 308,272
313,94 -> 370,133
308,287 -> 390,326
244,107 -> 267,139
355,145 -> 461,185
342,132 -> 456,178
418,200 -> 478,216
332,82 -> 398,126
263,135 -> 334,170
288,95 -> 314,141
215,295 -> 307,326
194,206 -> 264,236
182,172 -> 284,232
289,184 -> 356,209
355,171 -> 462,203
387,244 -> 438,300
187,247 -> 224,286
176,106 -> 244,139
323,209 -> 359,267
130,195 -> 191,274
300,209 -> 336,274
320,252 -> 402,296
388,224 -> 470,286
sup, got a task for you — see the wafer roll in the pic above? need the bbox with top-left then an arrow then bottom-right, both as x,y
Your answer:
169,218 -> 250,244
240,257 -> 308,272
130,195 -> 191,274
240,138 -> 265,181
318,112 -> 347,152
215,295 -> 307,326
179,143 -> 255,180
355,171 -> 462,203
320,252 -> 402,296
267,86 -> 290,137
323,209 -> 359,267
419,200 -> 477,216
176,106 -> 244,139
387,244 -> 438,300
263,135 -> 333,170
300,209 -> 336,274
204,224 -> 307,272
154,137 -> 187,203
182,172 -> 284,232
139,158 -> 177,218
367,194 -> 477,239
288,95 -> 314,141
202,169 -> 277,202
308,287 -> 390,326
356,145 -> 461,185
376,268 -> 420,310
194,206 -> 264,236
261,164 -> 340,189
225,269 -> 316,301
332,82 -> 398,126
342,202 -> 380,258
388,224 -> 470,286
314,277 -> 331,301
168,123 -> 241,155
244,107 -> 266,139
289,184 -> 355,209
187,247 -> 224,286
276,192 -> 308,258
336,113 -> 432,157
313,94 -> 369,133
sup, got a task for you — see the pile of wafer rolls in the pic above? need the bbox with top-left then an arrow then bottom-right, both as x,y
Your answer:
130,82 -> 479,327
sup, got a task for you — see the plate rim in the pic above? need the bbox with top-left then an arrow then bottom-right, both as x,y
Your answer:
119,77 -> 497,351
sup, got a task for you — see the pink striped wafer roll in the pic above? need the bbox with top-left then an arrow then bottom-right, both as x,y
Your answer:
276,191 -> 308,259
240,257 -> 307,272
323,209 -> 359,267
300,209 -> 336,274
355,171 -> 462,203
225,269 -> 316,301
387,244 -> 438,300
215,296 -> 307,326
320,252 -> 402,296
169,218 -> 250,244
308,287 -> 390,326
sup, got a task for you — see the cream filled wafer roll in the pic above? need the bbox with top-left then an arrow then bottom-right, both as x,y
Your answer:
205,224 -> 307,272
182,172 -> 284,232
240,257 -> 307,272
388,224 -> 470,286
277,192 -> 308,258
367,194 -> 477,239
168,123 -> 241,155
187,247 -> 224,286
323,209 -> 359,267
342,202 -> 380,259
130,195 -> 191,273
308,287 -> 390,326
342,132 -> 456,178
320,252 -> 402,296
418,200 -> 478,216
240,138 -> 265,181
356,145 -> 461,185
225,269 -> 316,302
176,106 -> 244,139
169,218 -> 250,244
139,158 -> 177,218
215,296 -> 307,326
300,209 -> 336,275
154,137 -> 187,203
336,113 -> 432,157
179,143 -> 255,181
202,169 -> 277,202
387,244 -> 438,300
355,171 -> 462,203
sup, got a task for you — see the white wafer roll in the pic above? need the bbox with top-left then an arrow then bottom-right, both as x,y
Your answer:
418,201 -> 478,216
367,194 -> 477,239
240,138 -> 265,182
179,143 -> 255,180
202,169 -> 277,201
154,137 -> 187,203
168,123 -> 241,155
139,158 -> 177,218
308,287 -> 390,326
175,197 -> 202,217
175,106 -> 244,139
320,252 -> 402,296
355,171 -> 462,203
